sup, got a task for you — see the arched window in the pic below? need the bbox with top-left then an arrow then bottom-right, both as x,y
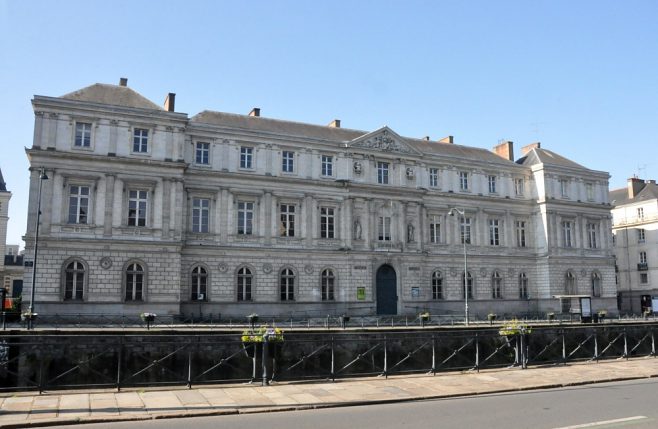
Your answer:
591,272 -> 602,297
125,263 -> 144,301
462,271 -> 474,299
237,267 -> 252,301
64,260 -> 85,300
191,266 -> 207,301
492,271 -> 502,299
519,272 -> 528,299
565,271 -> 576,295
321,269 -> 335,301
431,271 -> 443,300
280,268 -> 295,301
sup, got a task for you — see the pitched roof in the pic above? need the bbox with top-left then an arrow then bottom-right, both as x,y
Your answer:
610,181 -> 658,206
191,111 -> 517,165
0,168 -> 6,192
516,148 -> 587,170
61,83 -> 163,110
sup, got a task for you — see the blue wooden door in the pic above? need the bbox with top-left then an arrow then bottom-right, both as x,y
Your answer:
376,265 -> 397,315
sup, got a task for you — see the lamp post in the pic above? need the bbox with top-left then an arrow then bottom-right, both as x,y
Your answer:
449,208 -> 469,326
28,167 -> 48,329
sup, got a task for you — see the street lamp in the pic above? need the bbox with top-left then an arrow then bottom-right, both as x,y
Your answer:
28,167 -> 48,329
449,207 -> 469,326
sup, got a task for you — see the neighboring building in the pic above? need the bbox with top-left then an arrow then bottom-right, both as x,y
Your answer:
0,169 -> 24,300
23,79 -> 617,318
611,178 -> 658,314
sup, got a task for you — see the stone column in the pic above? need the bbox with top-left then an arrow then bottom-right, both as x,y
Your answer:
365,199 -> 373,249
108,120 -> 118,155
398,201 -> 405,250
305,195 -> 314,246
220,189 -> 230,242
264,192 -> 273,245
173,180 -> 184,239
344,197 -> 353,248
162,179 -> 171,237
33,112 -> 45,148
103,174 -> 115,237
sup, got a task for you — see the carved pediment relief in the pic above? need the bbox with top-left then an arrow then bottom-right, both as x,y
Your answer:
348,127 -> 420,155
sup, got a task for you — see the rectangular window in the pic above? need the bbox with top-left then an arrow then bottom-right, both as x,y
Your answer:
515,178 -> 524,196
195,142 -> 210,165
429,168 -> 439,187
637,208 -> 644,220
192,198 -> 209,233
280,204 -> 295,237
560,179 -> 569,197
459,171 -> 469,191
320,207 -> 335,239
489,219 -> 500,246
321,155 -> 333,177
128,190 -> 148,226
562,221 -> 573,247
640,251 -> 647,264
638,229 -> 646,243
237,202 -> 254,235
587,222 -> 598,249
377,162 -> 389,184
586,183 -> 594,201
240,147 -> 253,169
488,175 -> 497,194
460,217 -> 472,244
282,151 -> 294,173
133,128 -> 149,153
515,220 -> 526,247
74,122 -> 92,147
378,216 -> 391,241
429,216 -> 441,244
68,185 -> 89,224
640,273 -> 649,284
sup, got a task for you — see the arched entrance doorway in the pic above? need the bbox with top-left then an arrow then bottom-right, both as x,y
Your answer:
376,264 -> 397,315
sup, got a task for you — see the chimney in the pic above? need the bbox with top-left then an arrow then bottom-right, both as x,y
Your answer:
521,142 -> 541,156
627,177 -> 646,198
164,93 -> 176,112
119,77 -> 128,87
438,135 -> 454,144
492,140 -> 514,161
647,179 -> 656,185
248,108 -> 260,117
328,119 -> 341,128
423,136 -> 430,141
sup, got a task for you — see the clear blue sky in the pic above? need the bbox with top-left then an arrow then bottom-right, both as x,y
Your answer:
1,0 -> 657,249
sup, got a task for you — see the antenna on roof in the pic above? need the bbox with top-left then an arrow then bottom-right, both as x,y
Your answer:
637,164 -> 647,179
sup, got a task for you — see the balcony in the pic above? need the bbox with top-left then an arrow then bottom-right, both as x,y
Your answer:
638,263 -> 649,271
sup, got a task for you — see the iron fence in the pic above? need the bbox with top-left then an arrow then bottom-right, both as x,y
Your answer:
0,323 -> 655,393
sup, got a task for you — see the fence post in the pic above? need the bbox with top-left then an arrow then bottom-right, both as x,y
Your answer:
431,334 -> 436,375
623,328 -> 628,359
383,336 -> 388,379
187,342 -> 193,389
562,330 -> 566,365
475,333 -> 480,372
116,337 -> 123,392
331,336 -> 335,382
593,331 -> 599,362
262,335 -> 269,386
651,329 -> 656,357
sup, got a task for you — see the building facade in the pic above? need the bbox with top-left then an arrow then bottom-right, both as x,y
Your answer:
0,169 -> 24,299
611,178 -> 658,314
23,80 -> 617,319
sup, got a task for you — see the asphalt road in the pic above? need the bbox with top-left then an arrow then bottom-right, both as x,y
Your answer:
48,378 -> 658,429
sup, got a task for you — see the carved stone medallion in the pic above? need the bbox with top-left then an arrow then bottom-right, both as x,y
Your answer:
100,257 -> 113,270
304,264 -> 314,274
218,262 -> 228,273
263,263 -> 273,274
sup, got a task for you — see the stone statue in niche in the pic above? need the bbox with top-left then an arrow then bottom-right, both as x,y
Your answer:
353,161 -> 362,174
407,223 -> 415,243
353,218 -> 362,240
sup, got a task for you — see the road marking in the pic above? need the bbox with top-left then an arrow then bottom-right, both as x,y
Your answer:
553,416 -> 648,429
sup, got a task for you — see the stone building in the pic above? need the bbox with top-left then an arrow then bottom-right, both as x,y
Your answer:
611,178 -> 658,314
23,79 -> 617,319
0,169 -> 24,299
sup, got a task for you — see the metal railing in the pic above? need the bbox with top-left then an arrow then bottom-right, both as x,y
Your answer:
0,324 -> 655,393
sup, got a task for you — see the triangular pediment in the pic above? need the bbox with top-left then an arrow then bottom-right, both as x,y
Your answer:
347,126 -> 421,155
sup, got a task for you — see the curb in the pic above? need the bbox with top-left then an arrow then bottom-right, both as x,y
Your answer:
2,374 -> 656,429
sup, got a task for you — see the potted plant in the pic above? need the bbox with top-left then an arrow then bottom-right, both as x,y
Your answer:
241,326 -> 284,358
547,312 -> 555,322
339,314 -> 350,329
419,312 -> 430,327
21,310 -> 37,322
140,312 -> 157,330
499,320 -> 532,337
597,310 -> 607,321
487,313 -> 497,325
644,309 -> 652,320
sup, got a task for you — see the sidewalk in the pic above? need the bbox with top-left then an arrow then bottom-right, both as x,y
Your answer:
2,358 -> 658,428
